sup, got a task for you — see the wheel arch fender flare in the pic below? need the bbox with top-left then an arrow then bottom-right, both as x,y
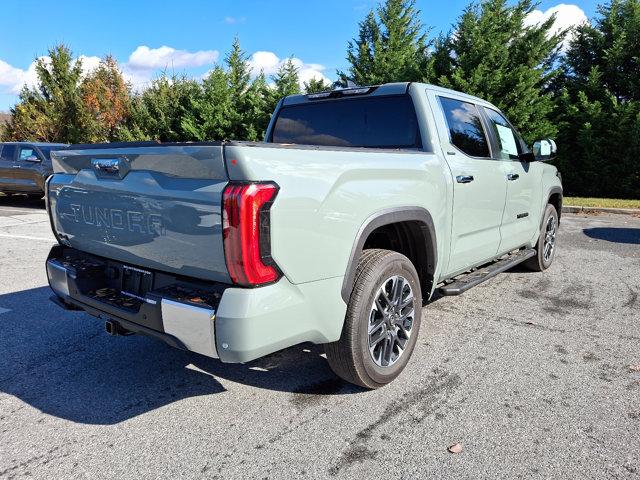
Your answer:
340,207 -> 438,303
542,186 -> 563,229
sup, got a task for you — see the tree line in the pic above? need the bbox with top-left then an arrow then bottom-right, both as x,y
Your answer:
1,0 -> 638,199
2,38 -> 327,145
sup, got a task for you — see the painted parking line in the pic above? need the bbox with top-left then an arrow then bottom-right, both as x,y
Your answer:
0,207 -> 42,213
0,307 -> 11,315
0,233 -> 55,243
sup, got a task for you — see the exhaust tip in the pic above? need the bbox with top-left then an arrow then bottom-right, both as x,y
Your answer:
105,320 -> 118,336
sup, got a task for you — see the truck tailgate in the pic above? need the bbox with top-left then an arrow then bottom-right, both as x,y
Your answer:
47,144 -> 230,283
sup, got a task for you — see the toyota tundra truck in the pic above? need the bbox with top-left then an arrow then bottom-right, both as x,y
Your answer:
46,82 -> 562,388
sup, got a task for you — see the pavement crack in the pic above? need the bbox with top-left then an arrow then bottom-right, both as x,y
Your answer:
492,316 -> 566,333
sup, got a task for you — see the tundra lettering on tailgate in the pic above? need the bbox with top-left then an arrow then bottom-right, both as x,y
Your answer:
63,204 -> 164,235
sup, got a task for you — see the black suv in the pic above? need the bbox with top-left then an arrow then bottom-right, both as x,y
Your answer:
0,142 -> 67,198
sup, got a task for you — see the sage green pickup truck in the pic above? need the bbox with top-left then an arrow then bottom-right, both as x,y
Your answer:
46,82 -> 562,388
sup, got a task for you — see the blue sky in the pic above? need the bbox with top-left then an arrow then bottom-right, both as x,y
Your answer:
0,0 -> 599,111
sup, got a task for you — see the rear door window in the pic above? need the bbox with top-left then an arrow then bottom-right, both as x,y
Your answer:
439,97 -> 490,158
271,95 -> 422,149
0,144 -> 16,162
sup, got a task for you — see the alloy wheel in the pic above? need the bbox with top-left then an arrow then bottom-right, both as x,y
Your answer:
368,275 -> 415,367
543,214 -> 557,262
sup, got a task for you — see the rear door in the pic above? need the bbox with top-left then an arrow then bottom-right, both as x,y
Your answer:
482,107 -> 542,251
433,95 -> 508,276
0,144 -> 18,191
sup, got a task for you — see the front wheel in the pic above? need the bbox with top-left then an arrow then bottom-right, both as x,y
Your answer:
325,249 -> 422,389
525,203 -> 559,272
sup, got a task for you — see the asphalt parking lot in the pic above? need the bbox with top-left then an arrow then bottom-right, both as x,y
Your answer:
0,194 -> 638,479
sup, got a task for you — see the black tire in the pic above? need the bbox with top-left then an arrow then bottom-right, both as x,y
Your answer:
524,203 -> 559,272
325,249 -> 422,389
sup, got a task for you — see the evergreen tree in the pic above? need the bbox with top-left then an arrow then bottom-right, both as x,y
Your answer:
555,0 -> 640,198
272,58 -> 301,99
181,66 -> 233,141
338,0 -> 431,85
304,77 -> 332,94
433,0 -> 563,143
563,0 -> 639,102
119,73 -> 200,142
5,44 -> 87,142
244,71 -> 273,140
225,37 -> 254,140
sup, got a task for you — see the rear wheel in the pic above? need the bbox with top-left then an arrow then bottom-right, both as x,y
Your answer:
525,203 -> 559,272
325,249 -> 422,389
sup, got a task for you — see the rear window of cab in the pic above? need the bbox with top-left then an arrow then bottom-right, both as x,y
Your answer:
271,95 -> 422,149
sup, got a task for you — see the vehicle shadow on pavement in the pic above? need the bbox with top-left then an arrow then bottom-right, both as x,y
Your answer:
0,194 -> 45,209
0,286 -> 358,425
583,227 -> 640,245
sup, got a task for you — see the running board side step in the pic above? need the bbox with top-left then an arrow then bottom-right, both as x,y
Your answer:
438,249 -> 536,296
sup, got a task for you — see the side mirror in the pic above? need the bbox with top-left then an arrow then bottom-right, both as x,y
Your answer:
532,139 -> 557,162
25,155 -> 41,163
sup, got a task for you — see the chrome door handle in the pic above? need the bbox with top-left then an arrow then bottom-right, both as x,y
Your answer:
507,173 -> 520,181
456,175 -> 474,184
12,165 -> 20,168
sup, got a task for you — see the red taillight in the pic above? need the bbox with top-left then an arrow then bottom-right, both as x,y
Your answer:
222,182 -> 280,286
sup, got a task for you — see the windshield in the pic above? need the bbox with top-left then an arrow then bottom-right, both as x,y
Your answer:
271,95 -> 422,149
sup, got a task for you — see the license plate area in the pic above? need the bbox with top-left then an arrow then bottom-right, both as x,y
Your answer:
48,246 -> 227,321
121,265 -> 154,301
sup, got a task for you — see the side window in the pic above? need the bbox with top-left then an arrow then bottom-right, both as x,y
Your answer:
0,144 -> 16,162
439,97 -> 490,158
18,147 -> 38,161
484,108 -> 524,160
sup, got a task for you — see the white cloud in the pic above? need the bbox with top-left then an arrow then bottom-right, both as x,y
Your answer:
78,55 -> 101,74
247,51 -> 331,87
120,66 -> 154,92
0,55 -> 101,95
0,59 -> 27,93
525,4 -> 589,50
127,45 -> 219,70
121,45 -> 221,91
248,51 -> 281,75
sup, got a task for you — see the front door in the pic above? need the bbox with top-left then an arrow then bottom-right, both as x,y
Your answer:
0,144 -> 18,191
13,145 -> 46,193
435,96 -> 508,276
482,108 -> 542,252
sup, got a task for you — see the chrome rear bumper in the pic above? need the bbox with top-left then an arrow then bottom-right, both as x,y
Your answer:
47,256 -> 219,358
